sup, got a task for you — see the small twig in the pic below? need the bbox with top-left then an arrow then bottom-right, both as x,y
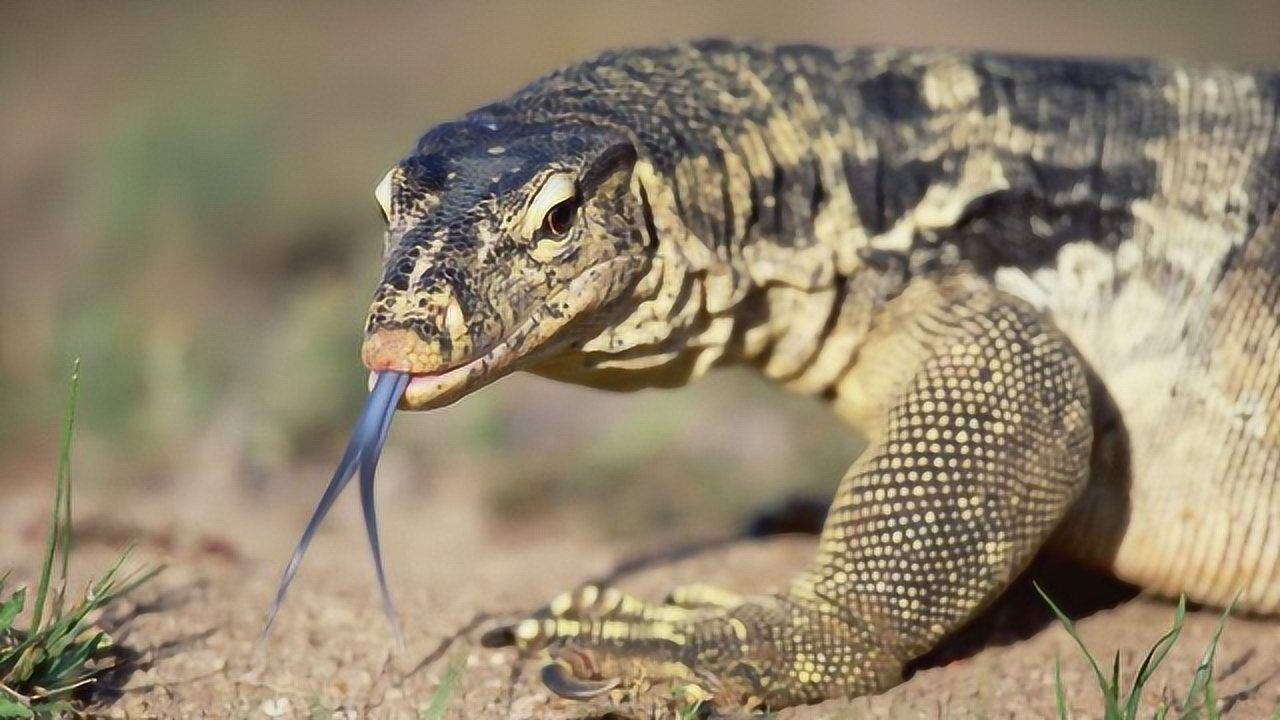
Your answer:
586,536 -> 745,589
0,681 -> 32,703
404,610 -> 499,679
44,676 -> 98,695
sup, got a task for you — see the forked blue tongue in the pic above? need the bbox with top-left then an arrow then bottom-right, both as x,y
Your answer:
262,370 -> 412,647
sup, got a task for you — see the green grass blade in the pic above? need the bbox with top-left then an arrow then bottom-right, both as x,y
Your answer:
43,633 -> 105,688
1035,582 -> 1123,720
1054,653 -> 1068,720
1180,596 -> 1234,720
86,548 -> 163,608
107,564 -> 164,603
56,360 -> 79,621
30,359 -> 81,635
6,645 -> 40,686
1109,651 -> 1121,707
0,588 -> 23,633
1202,677 -> 1218,720
0,632 -> 38,669
419,650 -> 466,720
0,698 -> 34,718
1124,596 -> 1185,717
43,612 -> 98,661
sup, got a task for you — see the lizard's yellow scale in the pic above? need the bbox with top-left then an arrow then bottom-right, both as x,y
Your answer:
282,40 -> 1280,709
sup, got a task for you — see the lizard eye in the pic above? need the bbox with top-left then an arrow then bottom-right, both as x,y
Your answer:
540,197 -> 578,239
526,173 -> 578,241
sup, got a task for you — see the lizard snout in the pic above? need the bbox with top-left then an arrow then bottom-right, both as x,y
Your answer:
362,288 -> 475,373
361,328 -> 454,374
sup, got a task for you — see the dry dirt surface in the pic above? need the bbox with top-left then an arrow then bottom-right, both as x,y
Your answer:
3,471 -> 1279,720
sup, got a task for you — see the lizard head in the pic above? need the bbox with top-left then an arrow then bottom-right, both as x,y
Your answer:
361,119 -> 650,410
266,119 -> 652,637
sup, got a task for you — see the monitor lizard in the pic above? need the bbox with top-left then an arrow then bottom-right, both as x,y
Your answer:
318,40 -> 1280,709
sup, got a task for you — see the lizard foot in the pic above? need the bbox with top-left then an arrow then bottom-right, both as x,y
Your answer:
480,584 -> 901,709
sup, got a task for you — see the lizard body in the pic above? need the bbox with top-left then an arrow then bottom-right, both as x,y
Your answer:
351,40 -> 1280,708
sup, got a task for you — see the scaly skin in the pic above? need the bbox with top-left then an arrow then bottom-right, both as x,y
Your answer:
357,40 -> 1280,709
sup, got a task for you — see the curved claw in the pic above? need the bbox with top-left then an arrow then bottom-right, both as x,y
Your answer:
540,659 -> 620,701
479,625 -> 516,648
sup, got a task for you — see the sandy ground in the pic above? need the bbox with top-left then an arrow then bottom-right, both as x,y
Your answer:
2,469 -> 1279,720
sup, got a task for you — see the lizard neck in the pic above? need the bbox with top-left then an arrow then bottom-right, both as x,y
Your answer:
532,160 -> 909,397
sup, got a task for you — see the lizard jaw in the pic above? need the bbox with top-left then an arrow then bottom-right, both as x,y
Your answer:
364,341 -> 512,411
367,299 -> 555,411
367,255 -> 638,411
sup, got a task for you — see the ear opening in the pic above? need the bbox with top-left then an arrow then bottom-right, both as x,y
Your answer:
580,140 -> 639,192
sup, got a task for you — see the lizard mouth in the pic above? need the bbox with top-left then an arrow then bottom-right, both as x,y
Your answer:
365,339 -> 515,411
372,256 -> 634,410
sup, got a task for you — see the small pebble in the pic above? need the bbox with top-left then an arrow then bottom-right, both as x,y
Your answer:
261,697 -> 292,717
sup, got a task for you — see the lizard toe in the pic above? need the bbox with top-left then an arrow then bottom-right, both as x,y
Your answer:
483,586 -> 893,708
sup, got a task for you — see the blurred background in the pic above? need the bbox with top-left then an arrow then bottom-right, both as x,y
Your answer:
3,1 -> 1280,543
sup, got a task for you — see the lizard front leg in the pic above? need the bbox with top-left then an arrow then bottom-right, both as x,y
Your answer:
485,280 -> 1095,709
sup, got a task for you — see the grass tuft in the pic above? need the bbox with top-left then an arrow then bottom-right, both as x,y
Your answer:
0,360 -> 161,718
1038,583 -> 1234,720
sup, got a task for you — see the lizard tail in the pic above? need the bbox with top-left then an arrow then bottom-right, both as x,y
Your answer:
259,370 -> 410,647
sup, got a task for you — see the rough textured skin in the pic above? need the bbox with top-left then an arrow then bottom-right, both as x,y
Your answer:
358,40 -> 1280,708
